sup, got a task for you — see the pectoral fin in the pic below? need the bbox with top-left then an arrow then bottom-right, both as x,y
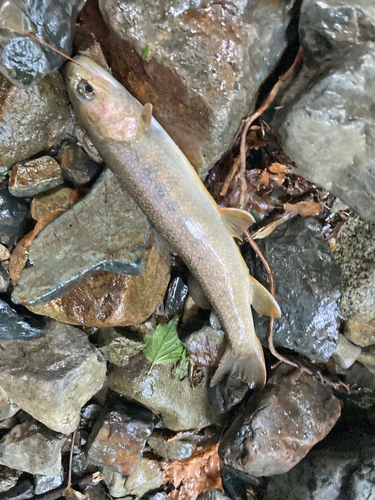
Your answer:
249,275 -> 281,318
219,207 -> 255,237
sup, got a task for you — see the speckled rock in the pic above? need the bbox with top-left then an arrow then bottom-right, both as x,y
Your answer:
0,72 -> 73,168
77,0 -> 294,175
0,420 -> 66,476
0,180 -> 29,250
8,156 -> 64,198
220,366 -> 341,476
334,215 -> 375,347
30,187 -> 84,221
252,217 -> 341,362
13,168 -> 155,306
108,353 -> 221,431
0,466 -> 22,494
0,321 -> 107,434
124,457 -> 163,498
33,474 -> 63,495
0,387 -> 19,421
87,400 -> 154,474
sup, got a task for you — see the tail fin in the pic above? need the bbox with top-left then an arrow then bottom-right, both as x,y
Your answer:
210,342 -> 266,389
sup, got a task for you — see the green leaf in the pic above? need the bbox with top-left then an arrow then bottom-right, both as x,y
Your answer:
143,316 -> 187,373
142,44 -> 150,60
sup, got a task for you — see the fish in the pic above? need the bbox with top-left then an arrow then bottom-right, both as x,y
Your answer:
65,56 -> 281,388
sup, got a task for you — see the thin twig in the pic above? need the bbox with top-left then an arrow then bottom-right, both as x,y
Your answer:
220,154 -> 241,197
67,428 -> 77,489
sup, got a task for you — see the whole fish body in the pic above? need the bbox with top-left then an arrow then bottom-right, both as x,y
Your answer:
65,57 -> 280,388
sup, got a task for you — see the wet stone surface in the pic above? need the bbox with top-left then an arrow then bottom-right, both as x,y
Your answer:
165,276 -> 188,316
220,366 -> 341,476
30,186 -> 84,221
58,142 -> 102,188
147,432 -> 196,461
8,156 -> 64,198
0,321 -> 107,434
87,400 -> 154,474
0,300 -> 45,341
124,457 -> 163,498
33,474 -> 63,495
0,180 -> 29,251
251,217 -> 341,362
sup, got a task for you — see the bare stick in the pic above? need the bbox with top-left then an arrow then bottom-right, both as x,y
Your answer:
220,154 -> 241,197
67,428 -> 77,489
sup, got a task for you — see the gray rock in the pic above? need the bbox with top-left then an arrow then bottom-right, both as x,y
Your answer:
0,466 -> 22,494
0,300 -> 45,341
102,469 -> 127,498
0,181 -> 29,250
0,320 -> 107,434
87,400 -> 154,475
124,458 -> 163,498
0,479 -> 34,500
0,72 -> 73,168
220,366 -> 341,477
58,142 -> 102,188
108,353 -> 221,431
0,264 -> 10,293
33,474 -> 63,495
252,217 -> 341,362
0,420 -> 66,476
273,42 -> 375,222
165,277 -> 188,316
8,156 -> 64,198
0,386 -> 19,421
99,328 -> 145,367
13,168 -> 153,306
147,432 -> 196,461
334,215 -> 375,347
331,334 -> 361,371
98,0 -> 294,175
265,414 -> 375,500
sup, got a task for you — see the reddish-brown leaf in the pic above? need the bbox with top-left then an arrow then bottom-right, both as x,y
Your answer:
163,444 -> 223,500
284,201 -> 323,217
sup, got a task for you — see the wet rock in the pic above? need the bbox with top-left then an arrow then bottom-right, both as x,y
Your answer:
13,168 -> 154,306
0,246 -> 11,261
58,142 -> 102,188
108,353 -> 221,431
165,277 -> 188,316
0,321 -> 107,434
0,466 -> 22,494
102,469 -> 127,498
0,181 -> 29,250
334,215 -> 375,347
33,474 -> 63,495
0,264 -> 10,293
208,375 -> 249,415
0,0 -> 85,86
30,186 -> 84,221
77,0 -> 294,175
220,366 -> 341,476
0,72 -> 73,168
331,334 -> 361,371
147,432 -> 196,461
0,479 -> 34,500
8,156 -> 64,198
273,42 -> 375,222
252,217 -> 341,362
183,325 -> 225,367
99,329 -> 145,366
357,346 -> 375,374
87,400 -> 154,474
0,300 -> 45,341
0,420 -> 66,475
264,413 -> 375,500
0,387 -> 19,421
27,246 -> 170,327
124,457 -> 163,498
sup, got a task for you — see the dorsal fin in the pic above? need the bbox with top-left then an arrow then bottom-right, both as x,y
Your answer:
249,275 -> 281,318
219,207 -> 255,237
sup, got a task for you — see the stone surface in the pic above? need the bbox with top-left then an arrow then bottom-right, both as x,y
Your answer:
27,246 -> 170,327
13,168 -> 154,306
334,215 -> 375,346
124,457 -> 163,498
108,353 -> 221,431
252,217 -> 341,362
30,187 -> 84,221
147,432 -> 196,461
76,0 -> 294,175
0,387 -> 19,421
33,474 -> 63,495
0,420 -> 66,476
0,245 -> 11,261
0,72 -> 73,168
0,264 -> 10,293
87,400 -> 154,474
0,300 -> 45,341
99,329 -> 145,366
0,321 -> 107,434
183,325 -> 225,367
0,180 -> 29,250
8,156 -> 64,198
220,366 -> 341,477
0,466 -> 22,494
331,333 -> 362,371
265,411 -> 375,500
345,362 -> 375,410
58,142 -> 102,188
0,479 -> 34,500
102,469 -> 127,498
165,277 -> 188,316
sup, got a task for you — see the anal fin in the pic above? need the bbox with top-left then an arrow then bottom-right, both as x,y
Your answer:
219,207 -> 255,237
249,275 -> 281,318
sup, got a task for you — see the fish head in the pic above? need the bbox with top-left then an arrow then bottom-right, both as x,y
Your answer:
65,56 -> 141,142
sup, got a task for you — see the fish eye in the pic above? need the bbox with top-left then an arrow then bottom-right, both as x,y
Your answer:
77,80 -> 96,101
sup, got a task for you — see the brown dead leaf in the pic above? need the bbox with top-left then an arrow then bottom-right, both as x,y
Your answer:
258,170 -> 270,185
284,201 -> 323,217
163,444 -> 222,500
252,212 -> 296,240
268,162 -> 290,174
